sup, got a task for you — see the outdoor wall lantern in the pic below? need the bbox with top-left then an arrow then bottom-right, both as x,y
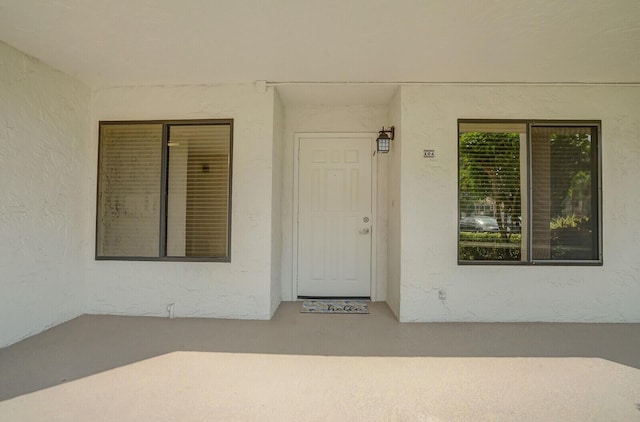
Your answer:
376,126 -> 395,153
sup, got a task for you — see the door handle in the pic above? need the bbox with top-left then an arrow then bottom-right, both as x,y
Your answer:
359,228 -> 370,234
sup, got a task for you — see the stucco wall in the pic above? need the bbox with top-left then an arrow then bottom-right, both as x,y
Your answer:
280,105 -> 390,301
0,41 -> 91,347
398,85 -> 640,322
270,91 -> 285,315
87,83 -> 277,319
386,90 -> 402,318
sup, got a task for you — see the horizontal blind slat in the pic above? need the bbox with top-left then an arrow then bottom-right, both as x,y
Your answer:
97,124 -> 163,257
166,124 -> 231,258
459,128 -> 523,261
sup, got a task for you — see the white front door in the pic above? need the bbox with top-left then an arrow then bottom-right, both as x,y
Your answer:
297,136 -> 373,297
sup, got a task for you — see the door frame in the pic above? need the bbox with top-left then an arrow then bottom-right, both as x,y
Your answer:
292,132 -> 379,300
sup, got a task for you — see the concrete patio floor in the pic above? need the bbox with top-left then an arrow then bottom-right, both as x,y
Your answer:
1,301 -> 639,421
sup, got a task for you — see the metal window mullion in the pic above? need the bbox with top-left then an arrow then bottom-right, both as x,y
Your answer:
226,121 -> 233,260
594,125 -> 603,261
526,122 -> 533,264
159,123 -> 170,257
457,123 -> 462,263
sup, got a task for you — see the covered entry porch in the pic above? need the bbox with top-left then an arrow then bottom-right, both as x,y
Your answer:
2,302 -> 639,420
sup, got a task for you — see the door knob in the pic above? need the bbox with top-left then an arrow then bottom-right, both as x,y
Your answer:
359,228 -> 370,234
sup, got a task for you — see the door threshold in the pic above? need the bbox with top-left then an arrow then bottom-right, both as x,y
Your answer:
298,296 -> 371,301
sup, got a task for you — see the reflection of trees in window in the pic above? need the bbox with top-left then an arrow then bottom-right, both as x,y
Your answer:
549,133 -> 592,218
459,121 -> 600,264
459,131 -> 521,237
534,128 -> 596,260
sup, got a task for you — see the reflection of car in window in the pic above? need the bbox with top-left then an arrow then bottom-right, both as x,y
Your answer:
460,216 -> 500,232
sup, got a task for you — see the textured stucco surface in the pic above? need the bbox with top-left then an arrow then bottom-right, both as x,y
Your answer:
0,41 -> 91,347
397,85 -> 640,322
87,83 -> 277,320
3,34 -> 640,348
386,89 -> 402,318
270,90 -> 284,316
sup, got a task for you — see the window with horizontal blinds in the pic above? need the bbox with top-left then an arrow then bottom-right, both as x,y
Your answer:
531,126 -> 598,261
459,124 -> 526,261
96,120 -> 233,261
458,120 -> 601,265
167,125 -> 231,258
97,124 -> 162,257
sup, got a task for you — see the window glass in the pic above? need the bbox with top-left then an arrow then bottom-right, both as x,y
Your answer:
97,124 -> 162,257
167,125 -> 231,258
531,126 -> 598,261
97,120 -> 232,261
458,121 -> 600,264
459,123 -> 526,261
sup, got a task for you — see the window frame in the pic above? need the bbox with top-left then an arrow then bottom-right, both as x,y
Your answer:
457,119 -> 602,266
95,119 -> 233,262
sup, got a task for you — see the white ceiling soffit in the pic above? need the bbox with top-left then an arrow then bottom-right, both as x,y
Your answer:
0,0 -> 638,89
